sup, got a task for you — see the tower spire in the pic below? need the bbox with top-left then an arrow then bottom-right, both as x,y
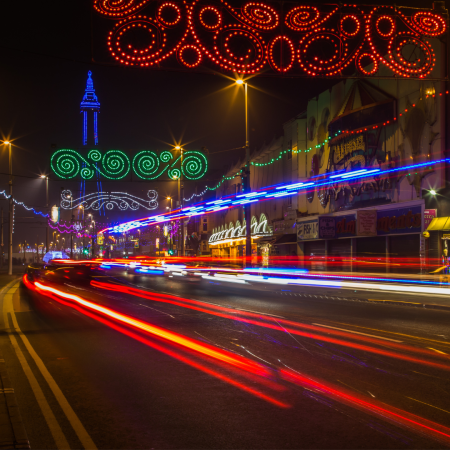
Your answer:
80,71 -> 100,146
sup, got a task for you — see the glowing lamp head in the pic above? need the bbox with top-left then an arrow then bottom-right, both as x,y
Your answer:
4,141 -> 10,145
40,175 -> 46,179
236,79 -> 244,85
175,146 -> 181,150
430,189 -> 437,196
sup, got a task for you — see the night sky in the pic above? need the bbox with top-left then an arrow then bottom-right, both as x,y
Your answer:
0,0 -> 431,248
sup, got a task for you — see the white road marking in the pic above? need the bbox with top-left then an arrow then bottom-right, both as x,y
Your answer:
312,323 -> 403,342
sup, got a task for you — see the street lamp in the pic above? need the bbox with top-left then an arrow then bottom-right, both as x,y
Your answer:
2,141 -> 13,274
172,146 -> 185,256
65,193 -> 74,258
235,79 -> 252,263
40,175 -> 49,254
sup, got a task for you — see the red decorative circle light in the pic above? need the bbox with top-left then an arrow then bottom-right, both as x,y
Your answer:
178,44 -> 202,67
157,2 -> 182,27
199,6 -> 222,30
95,1 -> 447,78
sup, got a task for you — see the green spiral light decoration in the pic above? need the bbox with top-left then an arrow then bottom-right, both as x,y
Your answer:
51,148 -> 208,181
168,167 -> 181,180
88,149 -> 102,162
98,150 -> 131,179
51,149 -> 87,179
133,151 -> 162,180
182,151 -> 208,180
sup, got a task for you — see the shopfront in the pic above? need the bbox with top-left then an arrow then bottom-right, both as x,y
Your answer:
297,200 -> 424,272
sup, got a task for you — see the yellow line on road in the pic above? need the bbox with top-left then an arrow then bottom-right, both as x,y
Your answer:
3,282 -> 97,449
406,396 -> 450,414
2,283 -> 70,449
328,321 -> 450,347
427,347 -> 448,355
312,323 -> 403,342
368,299 -> 422,305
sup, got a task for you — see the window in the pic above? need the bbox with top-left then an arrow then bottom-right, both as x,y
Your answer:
203,223 -> 207,232
287,196 -> 292,207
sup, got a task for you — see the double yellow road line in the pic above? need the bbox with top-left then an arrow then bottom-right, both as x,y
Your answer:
1,280 -> 96,449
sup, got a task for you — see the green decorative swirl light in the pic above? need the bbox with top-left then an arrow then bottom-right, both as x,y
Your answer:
168,167 -> 181,180
98,150 -> 130,179
182,151 -> 208,180
133,151 -> 164,180
88,149 -> 102,162
51,149 -> 91,179
51,148 -> 208,181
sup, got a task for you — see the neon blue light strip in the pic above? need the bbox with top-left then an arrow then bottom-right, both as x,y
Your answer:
83,111 -> 87,146
102,158 -> 448,234
94,111 -> 98,146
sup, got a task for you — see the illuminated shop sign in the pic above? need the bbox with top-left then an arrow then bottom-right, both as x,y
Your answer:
376,206 -> 422,235
298,206 -> 422,240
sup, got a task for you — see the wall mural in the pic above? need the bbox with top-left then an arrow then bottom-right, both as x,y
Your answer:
93,1 -> 446,78
60,189 -> 158,211
51,149 -> 208,180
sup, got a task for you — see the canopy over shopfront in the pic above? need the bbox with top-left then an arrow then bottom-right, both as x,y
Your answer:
426,217 -> 450,231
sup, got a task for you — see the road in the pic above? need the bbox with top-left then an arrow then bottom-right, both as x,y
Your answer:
2,268 -> 450,449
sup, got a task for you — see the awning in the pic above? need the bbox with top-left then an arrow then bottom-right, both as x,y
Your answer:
426,217 -> 450,231
272,234 -> 297,245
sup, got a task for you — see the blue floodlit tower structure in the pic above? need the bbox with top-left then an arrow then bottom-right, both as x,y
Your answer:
80,71 -> 100,146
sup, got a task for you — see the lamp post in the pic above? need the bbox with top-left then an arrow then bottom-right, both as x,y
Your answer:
3,141 -> 13,275
174,146 -> 185,257
65,193 -> 73,258
40,175 -> 49,254
235,80 -> 252,264
166,197 -> 173,254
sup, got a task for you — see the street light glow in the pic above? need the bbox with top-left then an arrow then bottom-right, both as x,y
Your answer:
236,79 -> 244,85
40,175 -> 46,179
3,141 -> 10,145
430,189 -> 437,195
175,146 -> 181,150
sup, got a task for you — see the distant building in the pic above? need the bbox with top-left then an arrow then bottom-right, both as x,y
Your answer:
80,70 -> 100,147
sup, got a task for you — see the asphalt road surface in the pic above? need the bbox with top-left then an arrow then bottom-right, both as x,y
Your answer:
2,269 -> 450,449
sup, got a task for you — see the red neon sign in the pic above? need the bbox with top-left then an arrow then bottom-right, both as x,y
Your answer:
93,1 -> 446,78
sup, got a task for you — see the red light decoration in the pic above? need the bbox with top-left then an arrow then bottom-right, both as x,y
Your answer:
268,35 -> 295,72
157,2 -> 182,27
178,44 -> 202,67
356,52 -> 378,75
340,14 -> 360,37
238,2 -> 279,31
285,6 -> 338,32
93,0 -> 150,17
199,6 -> 222,30
95,1 -> 447,78
376,15 -> 395,37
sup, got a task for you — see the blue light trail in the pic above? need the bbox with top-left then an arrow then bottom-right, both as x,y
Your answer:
101,158 -> 446,235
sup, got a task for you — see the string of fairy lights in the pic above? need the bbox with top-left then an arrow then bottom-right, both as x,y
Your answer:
183,87 -> 449,202
0,190 -> 48,218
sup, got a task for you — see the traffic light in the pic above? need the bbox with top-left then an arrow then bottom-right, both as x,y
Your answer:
83,247 -> 89,256
168,249 -> 174,256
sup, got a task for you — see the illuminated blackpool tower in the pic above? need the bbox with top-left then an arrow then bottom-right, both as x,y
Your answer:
80,71 -> 100,146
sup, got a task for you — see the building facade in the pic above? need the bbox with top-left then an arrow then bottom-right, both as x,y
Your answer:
210,48 -> 449,271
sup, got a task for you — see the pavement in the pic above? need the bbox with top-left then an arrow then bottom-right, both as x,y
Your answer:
0,268 -> 449,448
